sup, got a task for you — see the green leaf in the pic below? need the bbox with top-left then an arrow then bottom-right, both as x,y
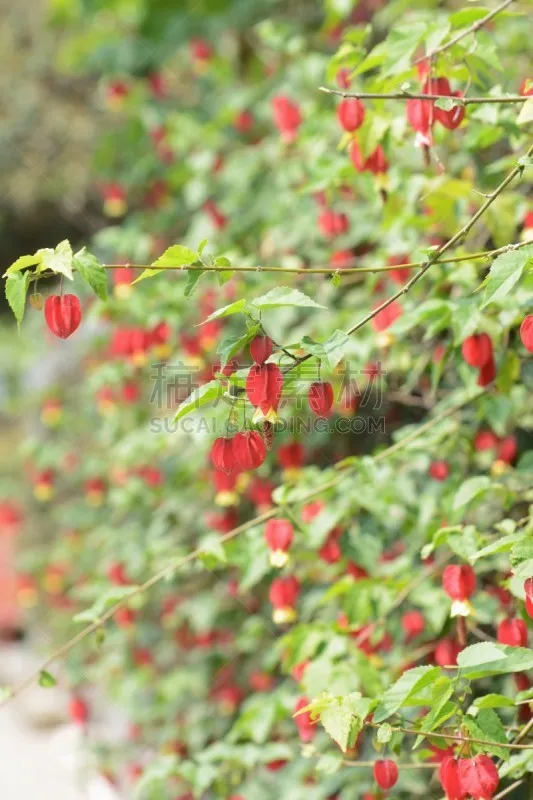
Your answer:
464,709 -> 509,759
301,329 -> 351,369
374,666 -> 442,723
251,287 -> 326,311
457,643 -> 533,679
38,670 -> 57,688
38,240 -> 74,280
217,325 -> 260,369
320,701 -> 354,752
73,586 -> 136,624
473,694 -> 516,709
453,476 -> 491,511
5,272 -> 31,327
517,97 -> 533,126
413,678 -> 455,748
135,244 -> 198,283
471,533 -> 522,562
435,97 -> 456,111
73,248 -> 108,301
377,722 -> 393,744
184,269 -> 205,297
481,246 -> 533,307
3,253 -> 43,277
201,299 -> 247,324
198,534 -> 227,570
173,380 -> 224,422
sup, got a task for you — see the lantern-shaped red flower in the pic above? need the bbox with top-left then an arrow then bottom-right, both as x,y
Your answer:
294,696 -> 315,742
461,334 -> 493,368
497,617 -> 528,647
520,315 -> 533,352
44,294 -> 82,339
211,437 -> 237,474
442,564 -> 476,602
246,363 -> 283,422
232,431 -> 266,472
250,335 -> 273,365
264,518 -> 294,567
373,760 -> 399,790
308,381 -> 334,417
337,98 -> 365,132
458,756 -> 499,800
272,96 -> 302,142
269,575 -> 300,624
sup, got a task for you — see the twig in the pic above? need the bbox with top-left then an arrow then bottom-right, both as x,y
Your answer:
342,760 -> 435,769
1,392 -> 480,707
52,240 -> 531,277
366,721 -> 533,750
413,0 -> 516,65
319,87 -> 525,106
494,779 -> 525,799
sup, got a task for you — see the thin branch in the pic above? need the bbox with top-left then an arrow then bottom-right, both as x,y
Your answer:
45,240 -> 530,278
413,0 -> 516,65
366,721 -> 533,750
494,779 -> 525,799
1,391 -> 480,707
342,760 -> 435,769
319,86 -> 525,106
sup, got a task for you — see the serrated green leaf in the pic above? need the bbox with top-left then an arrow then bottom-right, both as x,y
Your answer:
377,722 -> 393,743
457,643 -> 533,678
135,245 -> 199,283
217,325 -> 260,369
201,299 -> 246,324
38,240 -> 74,280
374,666 -> 442,722
481,247 -> 533,307
3,253 -> 43,277
184,269 -> 205,297
173,380 -> 224,422
73,248 -> 108,301
464,708 -> 509,759
473,694 -> 516,709
251,287 -> 326,311
5,272 -> 31,327
301,329 -> 351,369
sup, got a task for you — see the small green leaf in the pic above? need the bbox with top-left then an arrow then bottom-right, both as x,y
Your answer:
6,272 -> 31,327
464,709 -> 509,759
3,253 -> 43,277
73,587 -> 136,624
73,248 -> 108,301
374,666 -> 442,722
198,534 -> 227,569
39,670 -> 57,688
251,287 -> 326,311
135,244 -> 199,283
457,643 -> 533,679
217,325 -> 260,369
453,476 -> 491,511
201,299 -> 246,324
184,270 -> 205,297
197,239 -> 209,257
173,380 -> 224,422
39,240 -> 74,280
377,722 -> 393,744
301,330 -> 351,369
481,246 -> 533,307
473,694 -> 516,709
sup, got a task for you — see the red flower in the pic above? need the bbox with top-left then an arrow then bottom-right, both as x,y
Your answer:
265,518 -> 294,566
294,696 -> 315,742
442,564 -> 476,601
44,295 -> 82,339
272,96 -> 302,141
349,141 -> 388,174
458,756 -> 499,800
372,300 -> 402,332
429,460 -> 450,481
232,431 -> 266,471
520,77 -> 533,96
308,381 -> 334,416
387,254 -> 412,285
439,756 -> 467,800
497,436 -> 517,465
330,249 -> 354,268
336,68 -> 351,89
461,334 -> 493,368
278,440 -> 305,470
318,209 -> 350,238
406,95 -> 433,144
525,577 -> 533,602
373,759 -> 399,790
250,335 -> 273,365
107,562 -> 130,586
520,315 -> 533,352
246,363 -> 284,422
434,638 -> 461,667
269,575 -> 300,623
69,696 -> 89,726
337,98 -> 365,132
190,38 -> 213,62
401,610 -> 425,641
319,528 -> 342,563
211,437 -> 237,474
497,617 -> 528,647
474,430 -> 499,451
203,199 -> 228,230
477,357 -> 496,387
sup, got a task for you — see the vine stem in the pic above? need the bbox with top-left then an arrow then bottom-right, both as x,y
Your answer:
89,240 -> 530,276
1,391 -> 480,707
366,722 -> 533,750
319,87 -> 526,105
342,760 -> 435,769
412,0 -> 516,65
